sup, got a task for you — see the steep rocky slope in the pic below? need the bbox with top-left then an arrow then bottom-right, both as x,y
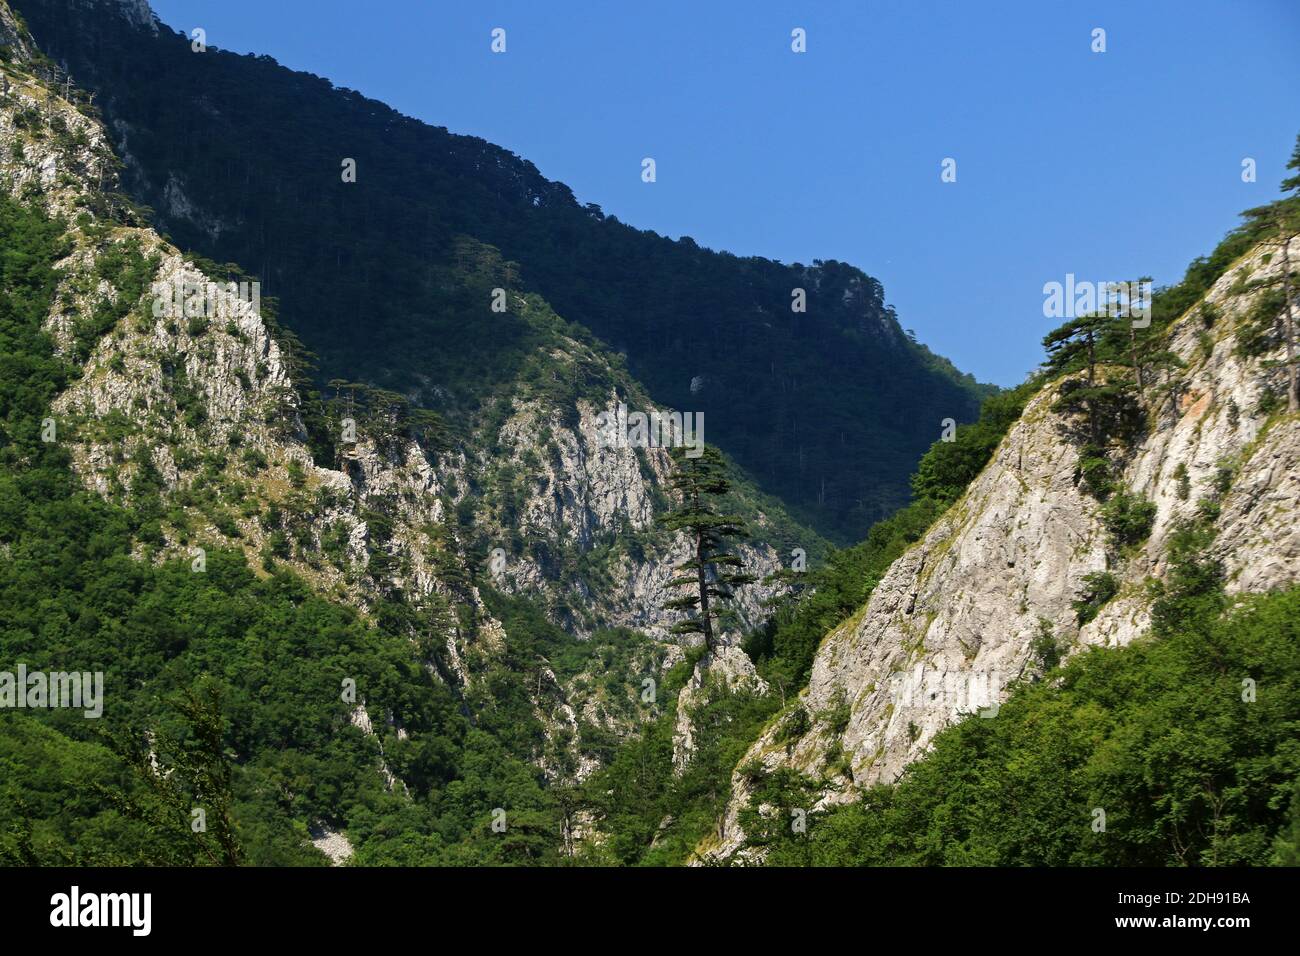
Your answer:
0,5 -> 793,820
709,235 -> 1300,860
3,0 -> 806,644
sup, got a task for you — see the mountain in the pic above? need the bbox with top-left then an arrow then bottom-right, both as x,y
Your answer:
699,193 -> 1300,863
9,0 -> 988,544
567,183 -> 1300,864
4,0 -> 1297,871
0,3 -> 802,864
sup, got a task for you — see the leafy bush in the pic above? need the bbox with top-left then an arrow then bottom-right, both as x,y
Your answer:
1072,571 -> 1119,625
817,689 -> 852,736
1101,492 -> 1157,549
1031,618 -> 1062,673
909,382 -> 1036,505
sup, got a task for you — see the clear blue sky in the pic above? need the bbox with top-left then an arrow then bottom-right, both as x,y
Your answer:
149,0 -> 1300,386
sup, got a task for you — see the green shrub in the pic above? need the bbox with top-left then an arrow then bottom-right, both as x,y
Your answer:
1173,462 -> 1190,501
817,689 -> 852,736
1101,491 -> 1157,548
1031,618 -> 1062,673
1073,571 -> 1119,625
240,448 -> 268,472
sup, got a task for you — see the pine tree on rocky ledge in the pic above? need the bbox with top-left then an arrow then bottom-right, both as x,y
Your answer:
659,445 -> 755,656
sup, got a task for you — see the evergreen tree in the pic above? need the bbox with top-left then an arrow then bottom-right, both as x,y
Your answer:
1044,313 -> 1133,446
659,446 -> 754,655
1043,312 -> 1108,382
105,680 -> 243,866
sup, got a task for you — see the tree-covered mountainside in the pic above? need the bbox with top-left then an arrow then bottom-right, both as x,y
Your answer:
692,151 -> 1300,863
11,0 -> 987,543
0,12 -> 774,866
3,0 -> 1297,873
573,374 -> 1036,864
754,584 -> 1300,866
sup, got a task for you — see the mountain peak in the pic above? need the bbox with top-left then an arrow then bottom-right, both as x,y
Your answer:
86,0 -> 156,32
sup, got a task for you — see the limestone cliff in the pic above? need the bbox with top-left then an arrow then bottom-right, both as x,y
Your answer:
710,236 -> 1300,860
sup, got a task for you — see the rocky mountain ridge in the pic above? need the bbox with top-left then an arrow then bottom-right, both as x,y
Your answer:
10,0 -> 989,544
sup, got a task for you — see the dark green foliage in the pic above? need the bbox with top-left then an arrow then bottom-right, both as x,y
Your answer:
1150,207 -> 1287,333
1173,462 -> 1190,501
0,193 -> 583,866
1042,312 -> 1111,382
1072,571 -> 1118,626
736,766 -> 820,860
73,235 -> 155,362
0,186 -> 68,462
775,705 -> 811,744
909,382 -> 1037,504
1042,311 -> 1148,468
576,658 -> 775,866
1149,518 -> 1226,639
658,446 -> 754,653
1272,778 -> 1300,865
103,679 -> 243,866
1100,492 -> 1157,550
1236,286 -> 1288,358
1030,618 -> 1063,674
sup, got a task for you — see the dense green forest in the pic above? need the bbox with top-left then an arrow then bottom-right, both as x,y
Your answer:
11,0 -> 988,543
7,178 -> 1285,864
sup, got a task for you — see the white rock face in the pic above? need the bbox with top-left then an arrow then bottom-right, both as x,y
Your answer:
0,2 -> 37,61
709,237 -> 1300,860
499,399 -> 662,540
480,393 -> 785,640
309,825 -> 355,866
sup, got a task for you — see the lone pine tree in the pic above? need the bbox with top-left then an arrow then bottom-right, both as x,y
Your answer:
1043,312 -> 1124,444
659,445 -> 755,655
